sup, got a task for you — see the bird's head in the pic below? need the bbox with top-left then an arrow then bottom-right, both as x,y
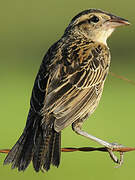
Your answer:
65,9 -> 130,45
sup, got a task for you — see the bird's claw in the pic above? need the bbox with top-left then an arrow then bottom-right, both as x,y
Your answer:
115,152 -> 124,168
107,143 -> 125,167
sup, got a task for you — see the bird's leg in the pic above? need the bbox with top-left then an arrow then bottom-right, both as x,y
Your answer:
72,121 -> 125,166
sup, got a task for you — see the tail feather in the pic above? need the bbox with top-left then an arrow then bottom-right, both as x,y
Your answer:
10,118 -> 39,171
32,131 -> 45,172
4,133 -> 26,167
17,130 -> 36,171
43,130 -> 55,171
52,132 -> 61,167
4,115 -> 61,172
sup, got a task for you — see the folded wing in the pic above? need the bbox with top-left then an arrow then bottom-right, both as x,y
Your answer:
42,42 -> 110,132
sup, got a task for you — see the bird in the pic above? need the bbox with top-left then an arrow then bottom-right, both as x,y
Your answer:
4,9 -> 130,172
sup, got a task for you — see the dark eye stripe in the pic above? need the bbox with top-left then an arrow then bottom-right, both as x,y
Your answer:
77,20 -> 88,26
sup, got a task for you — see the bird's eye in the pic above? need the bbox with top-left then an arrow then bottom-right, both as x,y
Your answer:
88,16 -> 99,23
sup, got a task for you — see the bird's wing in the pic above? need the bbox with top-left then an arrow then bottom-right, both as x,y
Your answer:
42,42 -> 110,132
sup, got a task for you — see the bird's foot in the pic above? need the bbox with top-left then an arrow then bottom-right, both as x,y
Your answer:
106,143 -> 125,167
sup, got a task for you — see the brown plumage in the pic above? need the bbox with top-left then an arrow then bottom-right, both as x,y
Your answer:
4,9 -> 129,172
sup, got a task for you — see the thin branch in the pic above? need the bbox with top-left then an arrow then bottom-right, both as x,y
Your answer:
0,149 -> 10,154
0,146 -> 135,154
61,146 -> 135,152
110,72 -> 135,86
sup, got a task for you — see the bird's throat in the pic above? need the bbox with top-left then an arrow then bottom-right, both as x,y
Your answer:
92,28 -> 114,45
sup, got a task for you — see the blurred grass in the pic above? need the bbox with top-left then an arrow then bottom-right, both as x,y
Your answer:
0,0 -> 135,180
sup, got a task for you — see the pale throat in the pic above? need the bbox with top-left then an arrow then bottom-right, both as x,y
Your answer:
92,28 -> 114,45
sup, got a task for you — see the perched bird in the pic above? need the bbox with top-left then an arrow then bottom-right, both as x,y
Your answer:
4,9 -> 130,172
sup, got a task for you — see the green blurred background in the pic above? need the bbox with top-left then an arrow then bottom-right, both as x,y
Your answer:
0,0 -> 135,179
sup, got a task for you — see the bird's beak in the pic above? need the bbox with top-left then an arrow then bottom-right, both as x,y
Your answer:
107,16 -> 130,28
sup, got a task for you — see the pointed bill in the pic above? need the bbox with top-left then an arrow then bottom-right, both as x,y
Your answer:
108,16 -> 130,27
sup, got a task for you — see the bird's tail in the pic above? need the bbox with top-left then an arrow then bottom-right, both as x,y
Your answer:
4,112 -> 61,172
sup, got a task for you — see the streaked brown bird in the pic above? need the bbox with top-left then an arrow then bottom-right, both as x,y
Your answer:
4,9 -> 130,172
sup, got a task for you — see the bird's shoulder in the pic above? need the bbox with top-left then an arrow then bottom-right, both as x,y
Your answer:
40,37 -> 110,76
48,38 -> 110,85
